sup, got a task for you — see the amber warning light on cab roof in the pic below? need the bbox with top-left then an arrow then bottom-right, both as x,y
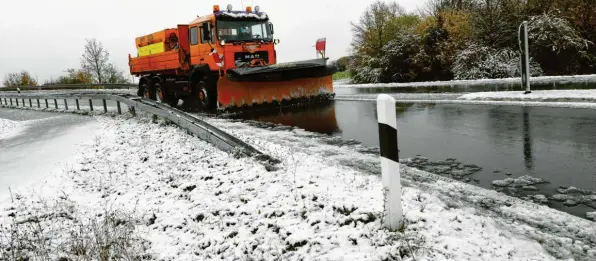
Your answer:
213,4 -> 261,13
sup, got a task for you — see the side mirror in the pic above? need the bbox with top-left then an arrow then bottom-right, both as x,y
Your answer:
202,24 -> 211,41
269,22 -> 274,35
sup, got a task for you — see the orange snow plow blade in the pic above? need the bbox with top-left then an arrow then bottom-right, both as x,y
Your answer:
216,58 -> 336,111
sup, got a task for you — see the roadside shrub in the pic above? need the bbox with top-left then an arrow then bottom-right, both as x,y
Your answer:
0,195 -> 150,261
453,43 -> 543,80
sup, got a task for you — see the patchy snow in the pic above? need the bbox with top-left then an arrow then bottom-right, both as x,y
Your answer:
458,89 -> 596,102
335,93 -> 463,101
335,74 -> 596,88
334,96 -> 596,109
1,115 -> 594,260
588,212 -> 596,221
0,118 -> 24,139
206,118 -> 596,260
491,175 -> 550,188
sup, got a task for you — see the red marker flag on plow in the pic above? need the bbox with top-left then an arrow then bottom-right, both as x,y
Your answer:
316,38 -> 326,52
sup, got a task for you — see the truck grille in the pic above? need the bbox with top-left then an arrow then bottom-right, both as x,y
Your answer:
234,51 -> 269,65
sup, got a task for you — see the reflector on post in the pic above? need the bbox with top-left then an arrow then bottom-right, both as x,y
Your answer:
316,38 -> 326,59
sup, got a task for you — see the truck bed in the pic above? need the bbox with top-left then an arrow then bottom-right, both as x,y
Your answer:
129,50 -> 184,75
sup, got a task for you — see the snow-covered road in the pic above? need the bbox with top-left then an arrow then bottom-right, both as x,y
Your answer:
0,108 -> 100,202
1,114 -> 593,261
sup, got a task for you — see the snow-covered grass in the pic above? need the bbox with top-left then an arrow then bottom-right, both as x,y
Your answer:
206,118 -> 596,260
0,118 -> 22,139
335,74 -> 596,88
3,114 -> 594,260
458,89 -> 596,102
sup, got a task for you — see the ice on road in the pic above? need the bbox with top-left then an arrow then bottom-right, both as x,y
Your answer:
0,108 -> 100,202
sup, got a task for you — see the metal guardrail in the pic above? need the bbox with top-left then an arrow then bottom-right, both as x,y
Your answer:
0,83 -> 136,92
0,93 -> 278,166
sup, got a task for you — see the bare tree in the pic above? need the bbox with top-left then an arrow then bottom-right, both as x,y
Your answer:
103,63 -> 130,84
2,71 -> 38,88
350,0 -> 405,57
81,38 -> 110,84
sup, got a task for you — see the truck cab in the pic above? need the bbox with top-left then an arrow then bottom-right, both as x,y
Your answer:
189,4 -> 278,72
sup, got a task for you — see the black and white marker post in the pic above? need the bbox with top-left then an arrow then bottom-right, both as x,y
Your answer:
519,21 -> 531,94
377,94 -> 403,230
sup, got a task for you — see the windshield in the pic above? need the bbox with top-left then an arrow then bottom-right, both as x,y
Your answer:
216,20 -> 272,42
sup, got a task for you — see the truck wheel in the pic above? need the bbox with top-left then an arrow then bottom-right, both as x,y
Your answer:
155,82 -> 165,103
196,81 -> 214,109
155,82 -> 179,107
142,83 -> 155,100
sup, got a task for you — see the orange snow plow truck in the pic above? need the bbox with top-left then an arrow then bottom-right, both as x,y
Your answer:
128,4 -> 336,111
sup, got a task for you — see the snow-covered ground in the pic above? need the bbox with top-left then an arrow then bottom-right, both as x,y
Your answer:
458,89 -> 596,102
334,74 -> 596,88
0,118 -> 22,139
2,114 -> 594,260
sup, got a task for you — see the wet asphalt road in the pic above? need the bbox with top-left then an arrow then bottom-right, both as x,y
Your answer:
0,108 -> 100,202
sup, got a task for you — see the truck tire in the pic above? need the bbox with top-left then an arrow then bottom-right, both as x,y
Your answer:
155,82 -> 178,107
195,80 -> 216,110
141,82 -> 155,100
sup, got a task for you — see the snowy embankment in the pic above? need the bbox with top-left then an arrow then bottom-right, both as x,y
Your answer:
458,89 -> 596,102
335,96 -> 596,109
335,89 -> 596,109
334,74 -> 596,88
1,115 -> 595,260
0,118 -> 23,139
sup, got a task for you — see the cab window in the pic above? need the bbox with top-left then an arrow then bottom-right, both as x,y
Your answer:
200,22 -> 214,44
190,27 -> 199,45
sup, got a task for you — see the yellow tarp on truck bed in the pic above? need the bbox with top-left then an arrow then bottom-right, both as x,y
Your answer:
138,42 -> 165,57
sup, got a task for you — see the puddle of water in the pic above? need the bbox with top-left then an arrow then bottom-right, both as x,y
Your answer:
232,101 -> 596,218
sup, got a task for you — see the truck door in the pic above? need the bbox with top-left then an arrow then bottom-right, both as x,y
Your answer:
198,22 -> 216,66
189,25 -> 201,65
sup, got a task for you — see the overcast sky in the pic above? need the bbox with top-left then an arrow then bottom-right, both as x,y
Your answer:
0,0 -> 426,84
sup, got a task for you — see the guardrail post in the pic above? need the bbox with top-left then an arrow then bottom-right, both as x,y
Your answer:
128,106 -> 136,116
117,101 -> 122,114
54,99 -> 58,109
103,99 -> 107,113
16,99 -> 19,106
10,98 -> 13,106
21,99 -> 25,106
89,99 -> 93,111
76,99 -> 80,110
45,99 -> 48,108
29,99 -> 32,107
37,99 -> 40,108
64,99 -> 68,110
377,94 -> 403,231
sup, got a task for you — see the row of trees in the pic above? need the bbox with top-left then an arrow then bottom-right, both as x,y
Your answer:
346,0 -> 596,83
2,39 -> 129,88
